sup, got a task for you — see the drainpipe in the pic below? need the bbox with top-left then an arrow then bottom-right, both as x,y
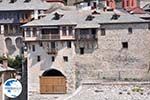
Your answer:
1,54 -> 8,100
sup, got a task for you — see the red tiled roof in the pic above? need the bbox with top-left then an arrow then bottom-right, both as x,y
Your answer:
130,7 -> 146,14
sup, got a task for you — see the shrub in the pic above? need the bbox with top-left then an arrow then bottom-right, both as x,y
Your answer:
132,86 -> 144,92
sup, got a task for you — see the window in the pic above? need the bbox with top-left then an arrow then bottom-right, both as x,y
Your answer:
39,42 -> 43,47
148,24 -> 150,30
122,42 -> 128,49
80,29 -> 89,34
4,25 -> 8,34
9,0 -> 17,3
111,14 -> 120,20
63,56 -> 68,62
68,27 -> 73,35
80,48 -> 84,55
91,29 -> 97,38
24,0 -> 31,3
52,56 -> 55,62
9,25 -> 13,33
51,42 -> 55,49
128,27 -> 132,34
101,28 -> 105,36
53,12 -> 63,20
32,45 -> 35,52
62,27 -> 67,36
86,15 -> 95,21
26,28 -> 31,37
33,28 -> 37,37
67,41 -> 71,48
37,56 -> 41,62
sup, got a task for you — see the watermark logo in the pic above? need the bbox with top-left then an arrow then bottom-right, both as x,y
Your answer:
3,78 -> 22,98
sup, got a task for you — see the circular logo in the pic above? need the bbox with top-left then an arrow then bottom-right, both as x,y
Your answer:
3,78 -> 22,98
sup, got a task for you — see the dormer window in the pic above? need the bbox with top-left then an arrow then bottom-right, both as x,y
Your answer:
111,13 -> 120,20
52,12 -> 63,20
86,15 -> 95,21
92,11 -> 100,15
24,0 -> 31,3
9,0 -> 17,3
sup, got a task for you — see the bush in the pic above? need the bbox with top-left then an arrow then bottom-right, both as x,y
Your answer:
132,86 -> 144,92
0,55 -> 22,70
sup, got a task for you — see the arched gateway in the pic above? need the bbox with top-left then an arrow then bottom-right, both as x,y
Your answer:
40,69 -> 66,94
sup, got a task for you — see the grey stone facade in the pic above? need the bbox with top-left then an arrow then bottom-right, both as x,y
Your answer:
26,22 -> 150,99
22,6 -> 150,99
75,23 -> 150,87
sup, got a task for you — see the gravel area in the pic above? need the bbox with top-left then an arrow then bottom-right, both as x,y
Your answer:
66,82 -> 150,100
29,82 -> 150,100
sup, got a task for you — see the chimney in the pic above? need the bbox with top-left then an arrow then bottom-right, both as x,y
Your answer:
122,0 -> 138,10
2,54 -> 8,68
106,0 -> 116,10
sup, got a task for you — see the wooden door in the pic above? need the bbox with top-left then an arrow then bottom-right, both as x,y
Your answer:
40,76 -> 66,94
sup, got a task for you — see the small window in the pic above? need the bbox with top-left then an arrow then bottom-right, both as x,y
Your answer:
63,56 -> 68,62
52,56 -> 55,62
39,42 -> 43,47
148,24 -> 150,30
24,0 -> 31,3
86,15 -> 95,21
128,28 -> 132,34
37,56 -> 41,62
101,28 -> 105,36
122,42 -> 128,49
32,45 -> 35,52
67,41 -> 71,48
80,48 -> 84,55
9,0 -> 17,3
51,42 -> 55,48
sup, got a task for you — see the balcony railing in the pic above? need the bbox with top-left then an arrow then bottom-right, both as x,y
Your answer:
47,48 -> 57,55
76,34 -> 97,40
4,32 -> 22,36
41,34 -> 60,40
20,18 -> 31,23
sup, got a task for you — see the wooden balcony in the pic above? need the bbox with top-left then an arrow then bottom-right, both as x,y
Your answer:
24,34 -> 75,41
40,34 -> 60,40
4,32 -> 22,36
47,49 -> 58,55
20,18 -> 31,23
76,34 -> 97,40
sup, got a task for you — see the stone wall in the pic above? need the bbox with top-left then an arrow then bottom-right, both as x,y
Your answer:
28,22 -> 150,98
75,23 -> 150,87
27,41 -> 76,97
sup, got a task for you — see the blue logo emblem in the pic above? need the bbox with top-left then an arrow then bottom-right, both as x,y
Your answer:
3,79 -> 22,98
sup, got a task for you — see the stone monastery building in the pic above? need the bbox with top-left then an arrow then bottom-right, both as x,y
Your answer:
21,0 -> 150,99
0,0 -> 149,99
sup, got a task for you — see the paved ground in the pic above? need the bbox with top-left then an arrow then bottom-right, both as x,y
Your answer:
29,93 -> 71,100
66,82 -> 150,100
29,81 -> 150,100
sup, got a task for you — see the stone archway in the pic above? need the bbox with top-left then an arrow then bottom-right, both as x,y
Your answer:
15,37 -> 23,49
40,69 -> 66,94
5,37 -> 16,55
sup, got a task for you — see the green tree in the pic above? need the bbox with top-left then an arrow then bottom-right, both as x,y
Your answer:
0,55 -> 22,70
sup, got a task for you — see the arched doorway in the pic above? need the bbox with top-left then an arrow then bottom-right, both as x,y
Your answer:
40,69 -> 66,94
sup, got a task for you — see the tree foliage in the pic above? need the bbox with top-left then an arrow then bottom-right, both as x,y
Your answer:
0,55 -> 22,70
